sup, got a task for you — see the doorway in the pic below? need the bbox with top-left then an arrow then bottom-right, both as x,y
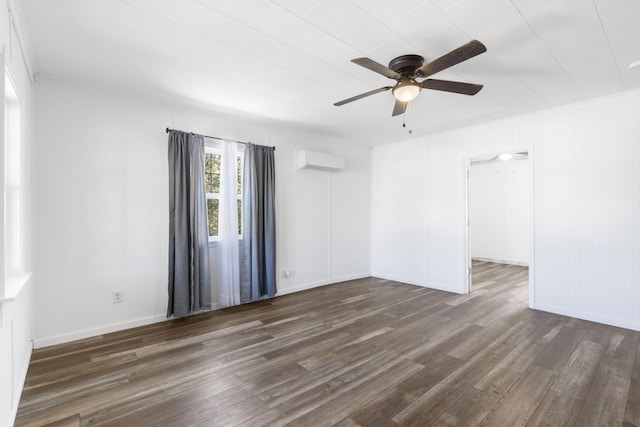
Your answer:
465,150 -> 533,307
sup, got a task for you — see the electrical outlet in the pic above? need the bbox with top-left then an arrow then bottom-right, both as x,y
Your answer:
112,291 -> 123,304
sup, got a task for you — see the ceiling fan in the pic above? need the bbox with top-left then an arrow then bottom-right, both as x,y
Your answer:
334,40 -> 487,116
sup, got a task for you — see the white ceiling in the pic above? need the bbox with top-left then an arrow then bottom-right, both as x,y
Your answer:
20,0 -> 640,145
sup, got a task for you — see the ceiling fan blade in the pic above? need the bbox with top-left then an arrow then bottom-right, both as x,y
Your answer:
334,86 -> 392,106
416,40 -> 487,77
352,58 -> 401,79
422,79 -> 483,95
392,99 -> 407,116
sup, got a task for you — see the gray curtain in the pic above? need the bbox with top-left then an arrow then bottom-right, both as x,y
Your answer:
240,143 -> 276,302
167,130 -> 212,317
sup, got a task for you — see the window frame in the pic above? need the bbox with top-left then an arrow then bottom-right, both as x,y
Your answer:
1,67 -> 31,303
204,146 -> 221,241
204,141 -> 244,243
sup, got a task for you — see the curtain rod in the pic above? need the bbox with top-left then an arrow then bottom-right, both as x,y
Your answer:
166,127 -> 275,150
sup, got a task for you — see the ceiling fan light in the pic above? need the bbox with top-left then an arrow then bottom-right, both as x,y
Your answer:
392,81 -> 421,102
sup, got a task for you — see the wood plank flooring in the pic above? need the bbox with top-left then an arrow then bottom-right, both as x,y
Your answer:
15,262 -> 640,426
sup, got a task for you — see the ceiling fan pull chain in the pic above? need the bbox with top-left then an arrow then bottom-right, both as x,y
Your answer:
402,107 -> 412,134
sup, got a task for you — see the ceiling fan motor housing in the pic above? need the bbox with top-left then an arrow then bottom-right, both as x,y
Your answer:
388,54 -> 425,76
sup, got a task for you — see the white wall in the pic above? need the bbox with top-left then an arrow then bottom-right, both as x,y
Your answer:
469,159 -> 530,265
33,79 -> 371,347
0,283 -> 32,427
0,1 -> 35,426
371,125 -> 522,292
371,89 -> 640,331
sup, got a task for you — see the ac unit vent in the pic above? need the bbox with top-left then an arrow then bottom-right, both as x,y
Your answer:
296,150 -> 344,172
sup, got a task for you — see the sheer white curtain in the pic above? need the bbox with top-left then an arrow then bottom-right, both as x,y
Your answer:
210,139 -> 241,307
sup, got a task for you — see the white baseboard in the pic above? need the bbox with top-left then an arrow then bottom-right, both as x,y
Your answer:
472,257 -> 529,266
34,274 -> 372,348
8,343 -> 32,427
275,273 -> 371,296
33,313 -> 168,349
370,272 -> 464,295
535,303 -> 640,332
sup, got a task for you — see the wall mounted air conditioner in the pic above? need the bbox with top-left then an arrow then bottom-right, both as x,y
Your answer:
296,150 -> 344,172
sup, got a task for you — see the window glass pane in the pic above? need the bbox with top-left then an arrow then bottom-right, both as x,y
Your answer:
205,153 -> 221,193
207,198 -> 219,236
237,199 -> 242,235
236,155 -> 242,195
5,73 -> 21,275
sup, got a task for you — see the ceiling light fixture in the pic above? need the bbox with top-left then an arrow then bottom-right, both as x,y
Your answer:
392,80 -> 421,102
498,153 -> 513,161
629,60 -> 640,70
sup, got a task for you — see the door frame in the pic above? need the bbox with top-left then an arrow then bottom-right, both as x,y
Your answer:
463,148 -> 535,309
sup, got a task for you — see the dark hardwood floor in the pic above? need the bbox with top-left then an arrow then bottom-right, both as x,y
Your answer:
16,261 -> 640,426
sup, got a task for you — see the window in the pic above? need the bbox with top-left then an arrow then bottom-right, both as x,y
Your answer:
204,149 -> 221,237
204,143 -> 243,241
236,155 -> 243,235
1,69 -> 27,301
5,73 -> 20,275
